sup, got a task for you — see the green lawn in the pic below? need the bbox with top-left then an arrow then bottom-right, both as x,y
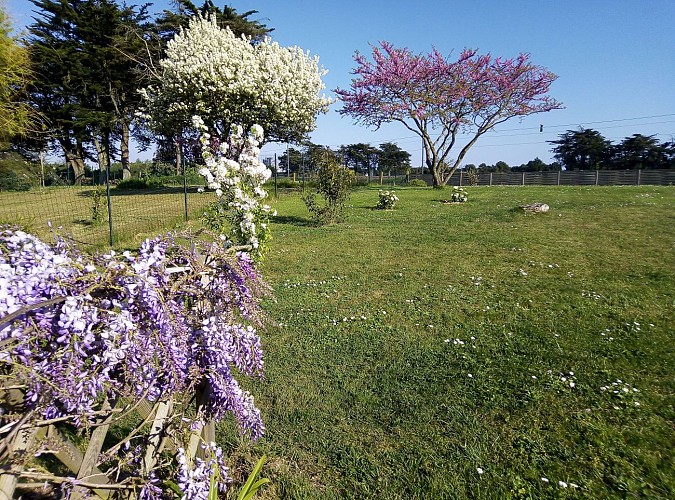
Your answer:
219,186 -> 674,499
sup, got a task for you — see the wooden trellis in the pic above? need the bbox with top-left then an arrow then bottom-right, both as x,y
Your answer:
0,255 -> 221,499
0,384 -> 218,499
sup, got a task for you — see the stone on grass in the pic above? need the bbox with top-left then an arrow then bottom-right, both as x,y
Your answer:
520,203 -> 549,213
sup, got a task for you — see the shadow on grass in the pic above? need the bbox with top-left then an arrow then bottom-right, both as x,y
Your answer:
76,186 -> 207,198
73,218 -> 95,226
273,215 -> 314,227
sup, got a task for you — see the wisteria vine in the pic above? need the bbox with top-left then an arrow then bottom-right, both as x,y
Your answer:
0,227 -> 268,496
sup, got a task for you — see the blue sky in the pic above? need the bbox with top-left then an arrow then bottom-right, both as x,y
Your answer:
7,0 -> 675,166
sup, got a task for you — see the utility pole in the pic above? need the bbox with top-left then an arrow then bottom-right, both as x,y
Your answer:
421,137 -> 425,176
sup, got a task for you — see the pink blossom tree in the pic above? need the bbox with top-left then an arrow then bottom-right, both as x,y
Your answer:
335,43 -> 563,187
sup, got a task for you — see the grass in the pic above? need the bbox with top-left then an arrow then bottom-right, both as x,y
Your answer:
2,184 -> 673,497
0,184 -> 212,249
219,185 -> 674,499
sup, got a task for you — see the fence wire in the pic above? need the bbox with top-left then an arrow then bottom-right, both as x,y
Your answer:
0,183 -> 212,249
1,169 -> 673,249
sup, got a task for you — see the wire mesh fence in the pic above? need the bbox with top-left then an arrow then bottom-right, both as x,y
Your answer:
0,183 -> 213,249
1,169 -> 673,249
399,168 -> 675,187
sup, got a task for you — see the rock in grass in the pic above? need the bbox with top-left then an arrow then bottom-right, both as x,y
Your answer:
520,203 -> 550,213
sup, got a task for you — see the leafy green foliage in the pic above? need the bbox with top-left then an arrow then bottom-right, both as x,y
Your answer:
378,142 -> 411,174
407,179 -> 428,187
116,177 -> 164,190
237,455 -> 270,500
201,199 -> 229,235
90,185 -> 106,225
27,0 -> 150,183
302,152 -> 355,224
549,128 -> 674,170
0,6 -> 35,144
0,151 -> 38,191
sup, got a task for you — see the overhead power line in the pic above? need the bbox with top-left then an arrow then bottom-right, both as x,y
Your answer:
261,113 -> 675,154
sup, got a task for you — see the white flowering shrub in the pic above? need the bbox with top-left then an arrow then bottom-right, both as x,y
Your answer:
140,15 -> 331,142
193,116 -> 273,257
451,186 -> 468,202
377,190 -> 399,209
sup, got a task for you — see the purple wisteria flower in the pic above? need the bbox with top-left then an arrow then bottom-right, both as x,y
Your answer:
0,227 -> 267,497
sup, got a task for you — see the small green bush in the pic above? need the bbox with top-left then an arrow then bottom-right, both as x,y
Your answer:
91,185 -> 106,225
302,153 -> 355,224
0,152 -> 38,191
116,178 -> 164,190
377,190 -> 399,209
451,186 -> 468,202
275,177 -> 299,189
407,179 -> 428,187
0,169 -> 32,191
157,171 -> 204,186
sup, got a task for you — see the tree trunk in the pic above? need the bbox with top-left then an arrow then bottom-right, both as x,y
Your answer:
93,135 -> 109,185
61,139 -> 86,185
121,118 -> 131,180
429,158 -> 444,188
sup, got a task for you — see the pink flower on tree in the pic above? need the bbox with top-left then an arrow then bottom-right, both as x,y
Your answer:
335,43 -> 563,187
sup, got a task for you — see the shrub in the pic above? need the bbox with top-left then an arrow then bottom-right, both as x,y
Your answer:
0,168 -> 32,191
153,168 -> 204,186
302,153 -> 355,224
193,117 -> 273,257
466,168 -> 479,186
280,177 -> 298,188
90,185 -> 106,225
116,177 -> 164,190
451,186 -> 468,202
407,179 -> 428,187
377,190 -> 399,209
0,151 -> 38,191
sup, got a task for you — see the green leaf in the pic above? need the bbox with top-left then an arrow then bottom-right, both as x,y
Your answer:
237,455 -> 269,500
208,467 -> 219,500
165,480 -> 182,496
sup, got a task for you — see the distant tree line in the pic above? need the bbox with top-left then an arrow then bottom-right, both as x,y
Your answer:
462,129 -> 675,173
276,142 -> 412,180
548,129 -> 674,170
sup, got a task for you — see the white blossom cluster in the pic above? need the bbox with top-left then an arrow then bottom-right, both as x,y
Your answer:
140,15 -> 332,140
193,116 -> 273,251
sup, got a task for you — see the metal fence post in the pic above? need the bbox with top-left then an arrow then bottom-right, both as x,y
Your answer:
274,153 -> 278,198
183,161 -> 188,222
105,137 -> 114,247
